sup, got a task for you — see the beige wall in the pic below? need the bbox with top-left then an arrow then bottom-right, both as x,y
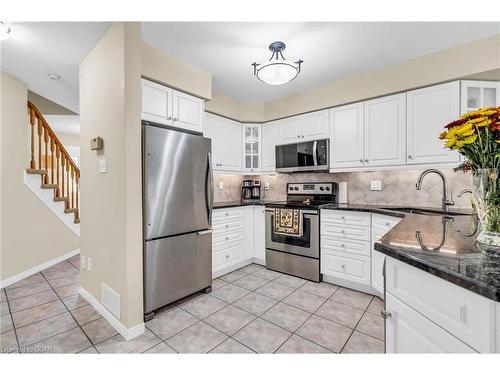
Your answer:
205,91 -> 265,123
57,133 -> 80,148
141,42 -> 212,100
79,23 -> 143,329
207,33 -> 500,122
28,91 -> 77,116
0,72 -> 79,281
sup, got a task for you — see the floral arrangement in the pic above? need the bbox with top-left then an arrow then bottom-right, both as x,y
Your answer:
440,107 -> 500,248
440,107 -> 500,171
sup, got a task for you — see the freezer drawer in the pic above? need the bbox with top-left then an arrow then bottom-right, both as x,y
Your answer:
144,230 -> 212,314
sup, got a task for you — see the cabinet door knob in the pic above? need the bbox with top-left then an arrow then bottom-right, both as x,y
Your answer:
364,159 -> 369,163
341,244 -> 345,247
173,117 -> 178,121
225,224 -> 229,228
297,135 -> 300,138
385,222 -> 391,227
341,216 -> 345,219
167,115 -> 172,120
359,159 -> 364,163
381,310 -> 392,319
341,264 -> 346,269
225,236 -> 229,240
225,254 -> 229,258
408,155 -> 413,159
341,230 -> 345,234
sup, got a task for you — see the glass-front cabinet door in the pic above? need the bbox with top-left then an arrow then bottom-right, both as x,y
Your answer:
242,124 -> 261,172
461,80 -> 499,115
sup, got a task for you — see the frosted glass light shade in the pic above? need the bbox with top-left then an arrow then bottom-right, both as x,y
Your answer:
255,60 -> 300,86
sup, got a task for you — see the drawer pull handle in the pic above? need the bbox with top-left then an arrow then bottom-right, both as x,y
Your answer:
381,310 -> 392,319
341,264 -> 346,269
341,216 -> 345,219
341,230 -> 345,234
385,222 -> 390,227
225,225 -> 229,228
341,244 -> 345,247
225,237 -> 229,240
225,254 -> 229,258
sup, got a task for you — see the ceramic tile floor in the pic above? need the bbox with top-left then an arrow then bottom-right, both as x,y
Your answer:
0,257 -> 385,354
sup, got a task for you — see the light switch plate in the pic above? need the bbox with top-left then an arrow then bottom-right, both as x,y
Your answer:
80,255 -> 87,271
87,257 -> 92,271
371,180 -> 382,191
264,182 -> 270,190
218,181 -> 224,190
99,159 -> 107,174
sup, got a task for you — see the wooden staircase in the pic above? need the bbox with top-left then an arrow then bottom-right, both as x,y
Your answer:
26,101 -> 80,224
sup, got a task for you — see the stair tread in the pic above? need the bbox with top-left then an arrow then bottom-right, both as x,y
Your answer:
41,184 -> 58,189
26,168 -> 48,175
74,218 -> 80,224
53,196 -> 69,202
64,208 -> 78,213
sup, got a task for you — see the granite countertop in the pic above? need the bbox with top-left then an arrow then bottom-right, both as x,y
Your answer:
213,200 -> 267,209
324,204 -> 499,302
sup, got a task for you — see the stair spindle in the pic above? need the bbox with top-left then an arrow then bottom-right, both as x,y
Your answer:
37,118 -> 43,172
61,156 -> 65,198
43,126 -> 49,184
66,161 -> 70,209
29,108 -> 36,169
76,174 -> 79,209
50,137 -> 55,186
55,145 -> 60,197
71,166 -> 75,209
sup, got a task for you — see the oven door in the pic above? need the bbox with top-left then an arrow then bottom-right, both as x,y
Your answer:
275,139 -> 329,173
265,208 -> 319,258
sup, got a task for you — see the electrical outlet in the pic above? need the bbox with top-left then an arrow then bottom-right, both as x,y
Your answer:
80,255 -> 87,271
370,180 -> 382,191
87,257 -> 92,271
218,181 -> 224,190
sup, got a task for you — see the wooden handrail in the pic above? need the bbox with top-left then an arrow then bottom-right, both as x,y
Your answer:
27,101 -> 80,223
27,101 -> 80,176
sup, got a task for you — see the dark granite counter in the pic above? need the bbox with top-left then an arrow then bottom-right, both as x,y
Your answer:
213,200 -> 266,209
323,204 -> 499,302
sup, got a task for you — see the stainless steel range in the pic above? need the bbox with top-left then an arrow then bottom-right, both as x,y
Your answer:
265,182 -> 338,282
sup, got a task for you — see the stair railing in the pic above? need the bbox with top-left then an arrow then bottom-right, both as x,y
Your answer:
27,101 -> 80,223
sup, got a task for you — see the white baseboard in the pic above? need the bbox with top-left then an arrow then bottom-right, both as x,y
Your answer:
322,274 -> 378,296
24,171 -> 80,237
252,257 -> 266,266
79,286 -> 145,341
212,258 -> 253,279
0,249 -> 80,289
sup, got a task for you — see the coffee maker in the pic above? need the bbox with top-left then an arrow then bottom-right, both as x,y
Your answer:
242,180 -> 261,201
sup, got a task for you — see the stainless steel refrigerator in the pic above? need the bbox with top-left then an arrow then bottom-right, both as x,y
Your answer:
142,121 -> 213,319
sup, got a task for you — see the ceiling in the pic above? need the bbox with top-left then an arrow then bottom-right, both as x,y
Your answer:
142,22 -> 500,102
1,22 -> 499,117
1,22 -> 111,113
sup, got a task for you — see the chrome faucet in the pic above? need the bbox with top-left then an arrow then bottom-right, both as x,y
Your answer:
457,189 -> 472,198
416,169 -> 454,212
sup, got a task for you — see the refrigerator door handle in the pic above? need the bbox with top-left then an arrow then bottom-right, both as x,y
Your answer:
206,152 -> 214,225
197,229 -> 213,235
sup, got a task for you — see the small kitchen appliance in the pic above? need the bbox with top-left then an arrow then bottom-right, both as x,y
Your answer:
265,182 -> 338,282
242,180 -> 261,201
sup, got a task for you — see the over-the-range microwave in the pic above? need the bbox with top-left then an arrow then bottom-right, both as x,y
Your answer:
275,139 -> 329,173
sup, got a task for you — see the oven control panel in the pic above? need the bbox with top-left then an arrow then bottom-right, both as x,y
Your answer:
287,182 -> 336,195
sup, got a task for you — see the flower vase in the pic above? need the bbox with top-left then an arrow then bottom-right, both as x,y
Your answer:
472,169 -> 500,256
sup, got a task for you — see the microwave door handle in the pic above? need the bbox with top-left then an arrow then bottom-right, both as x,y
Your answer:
313,141 -> 318,166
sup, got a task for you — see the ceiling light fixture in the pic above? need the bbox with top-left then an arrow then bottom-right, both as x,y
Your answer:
48,73 -> 61,81
252,41 -> 303,86
0,22 -> 12,41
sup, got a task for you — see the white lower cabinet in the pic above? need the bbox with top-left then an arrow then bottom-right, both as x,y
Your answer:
385,293 -> 476,353
385,257 -> 498,353
212,205 -> 265,278
320,210 -> 372,292
371,214 -> 402,296
252,205 -> 266,263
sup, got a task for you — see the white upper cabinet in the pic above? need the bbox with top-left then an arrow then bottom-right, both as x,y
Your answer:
141,78 -> 204,134
141,79 -> 173,126
242,124 -> 261,173
276,109 -> 329,145
407,82 -> 460,165
364,93 -> 407,167
461,80 -> 499,115
204,113 -> 242,172
330,103 -> 364,169
276,116 -> 301,145
261,122 -> 277,172
171,90 -> 204,133
299,110 -> 330,142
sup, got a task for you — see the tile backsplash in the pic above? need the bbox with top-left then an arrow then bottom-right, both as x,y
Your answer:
214,168 -> 473,209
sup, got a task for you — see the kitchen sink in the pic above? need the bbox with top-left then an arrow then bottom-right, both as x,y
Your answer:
379,207 -> 470,216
